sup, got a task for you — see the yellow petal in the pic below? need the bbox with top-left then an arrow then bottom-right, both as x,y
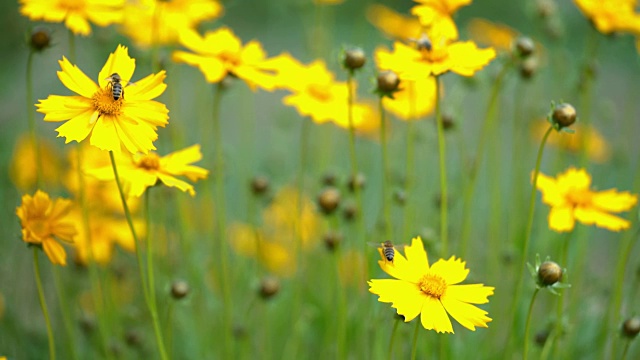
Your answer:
440,296 -> 492,331
54,108 -> 98,144
377,246 -> 416,282
125,71 -> 167,100
122,101 -> 169,128
157,173 -> 196,196
112,115 -> 159,154
161,144 -> 209,180
446,284 -> 494,304
556,167 -> 591,192
574,207 -> 631,231
421,297 -> 453,333
43,238 -> 67,266
430,256 -> 469,285
38,95 -> 94,121
98,45 -> 136,87
57,58 -> 99,98
89,115 -> 121,153
591,190 -> 638,213
535,171 -> 565,207
172,51 -> 226,83
122,169 -> 159,197
446,42 -> 496,77
548,206 -> 575,232
403,236 -> 430,281
368,279 -> 424,322
65,12 -> 92,36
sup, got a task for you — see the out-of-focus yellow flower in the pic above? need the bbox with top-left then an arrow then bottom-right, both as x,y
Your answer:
536,168 -> 638,232
376,37 -> 496,78
172,27 -> 280,91
574,0 -> 640,35
411,0 -> 472,41
530,121 -> 611,163
9,134 -> 62,191
16,190 -> 77,266
37,45 -> 169,154
338,250 -> 366,291
369,236 -> 494,333
120,0 -> 223,47
19,0 -> 124,36
467,18 -> 518,53
86,144 -> 208,197
383,77 -> 436,120
366,4 -> 423,40
229,223 -> 296,277
263,187 -> 323,248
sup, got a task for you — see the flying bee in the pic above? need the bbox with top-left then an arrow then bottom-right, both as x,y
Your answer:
408,33 -> 432,52
105,73 -> 135,101
368,240 -> 404,264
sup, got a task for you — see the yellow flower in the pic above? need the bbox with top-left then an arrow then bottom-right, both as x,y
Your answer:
383,77 -> 436,120
20,0 -> 124,36
375,38 -> 496,79
369,236 -> 494,333
9,134 -> 62,191
536,168 -> 638,232
366,4 -> 423,40
530,121 -> 611,163
120,0 -> 223,47
86,144 -> 209,197
172,27 -> 279,91
16,190 -> 77,265
574,0 -> 640,35
411,0 -> 472,41
467,18 -> 518,53
229,223 -> 296,277
37,45 -> 169,154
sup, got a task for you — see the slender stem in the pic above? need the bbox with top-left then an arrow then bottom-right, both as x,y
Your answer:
434,75 -> 448,256
109,151 -> 168,360
379,95 -> 392,240
621,340 -> 631,360
410,320 -> 421,360
26,49 -> 43,190
506,125 -> 554,348
388,318 -> 400,360
33,248 -> 56,360
211,83 -> 232,357
144,189 -> 163,358
52,267 -> 78,360
552,236 -> 571,359
402,82 -> 417,241
523,288 -> 540,360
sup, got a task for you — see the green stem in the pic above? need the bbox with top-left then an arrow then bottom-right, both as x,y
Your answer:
379,95 -> 392,240
402,82 -> 417,241
410,320 -> 421,360
33,248 -> 56,360
434,75 -> 448,256
144,189 -> 163,358
26,49 -> 43,190
109,151 -> 168,360
621,339 -> 631,360
552,236 -> 571,359
506,125 -> 554,348
523,288 -> 540,360
388,318 -> 400,360
52,267 -> 78,360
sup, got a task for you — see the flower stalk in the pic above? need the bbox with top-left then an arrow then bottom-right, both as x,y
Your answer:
33,248 -> 56,360
434,75 -> 448,256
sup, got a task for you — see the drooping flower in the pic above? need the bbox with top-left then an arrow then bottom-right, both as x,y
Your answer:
37,45 -> 169,154
172,27 -> 280,91
536,167 -> 638,232
574,0 -> 640,35
86,144 -> 209,197
411,0 -> 472,41
366,4 -> 423,41
9,134 -> 62,191
369,236 -> 494,333
19,0 -> 124,36
119,0 -> 223,47
16,190 -> 77,265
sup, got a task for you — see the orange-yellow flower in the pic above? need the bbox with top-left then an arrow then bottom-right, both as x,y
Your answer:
9,134 -> 62,191
16,190 -> 77,265
366,4 -> 423,40
120,0 -> 223,47
536,168 -> 638,232
369,236 -> 494,333
37,45 -> 169,154
19,0 -> 124,36
383,77 -> 437,120
574,0 -> 640,35
172,27 -> 279,91
86,144 -> 209,197
411,0 -> 472,41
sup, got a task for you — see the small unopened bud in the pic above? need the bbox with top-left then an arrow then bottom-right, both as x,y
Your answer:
393,190 -> 406,206
520,57 -> 539,79
348,173 -> 366,192
441,114 -> 455,131
551,103 -> 577,129
515,37 -> 535,57
377,71 -> 400,94
622,317 -> 640,338
323,231 -> 343,252
343,48 -> 366,71
125,330 -> 143,348
536,0 -> 557,18
318,187 -> 341,215
322,172 -> 337,186
30,28 -> 51,52
259,276 -> 280,299
538,261 -> 562,285
170,280 -> 189,300
534,329 -> 550,346
343,202 -> 358,221
251,175 -> 269,195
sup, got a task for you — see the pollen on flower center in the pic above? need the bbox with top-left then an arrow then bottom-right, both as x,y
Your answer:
418,273 -> 447,299
566,189 -> 592,207
220,51 -> 241,66
136,153 -> 161,170
92,88 -> 123,116
421,48 -> 448,62
307,84 -> 331,101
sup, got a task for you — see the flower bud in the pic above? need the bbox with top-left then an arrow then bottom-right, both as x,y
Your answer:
322,172 -> 337,186
30,28 -> 51,52
317,187 -> 341,215
343,48 -> 366,71
125,329 -> 143,348
622,317 -> 640,338
538,261 -> 562,285
551,103 -> 577,129
376,71 -> 400,94
170,280 -> 189,300
348,173 -> 366,192
251,175 -> 269,195
515,37 -> 535,57
519,57 -> 539,80
442,114 -> 455,131
343,202 -> 358,221
536,0 -> 557,18
323,231 -> 343,252
393,190 -> 406,206
259,276 -> 280,300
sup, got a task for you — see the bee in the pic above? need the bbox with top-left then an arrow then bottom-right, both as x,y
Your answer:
368,240 -> 402,263
105,73 -> 134,101
408,34 -> 432,52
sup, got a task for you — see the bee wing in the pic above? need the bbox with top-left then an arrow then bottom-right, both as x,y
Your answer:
367,242 -> 383,248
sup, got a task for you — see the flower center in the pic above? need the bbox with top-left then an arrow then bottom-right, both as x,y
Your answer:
92,88 -> 123,116
420,47 -> 448,63
220,51 -> 241,66
566,189 -> 592,208
418,273 -> 447,299
28,218 -> 49,241
307,84 -> 331,101
58,0 -> 85,11
136,153 -> 161,170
